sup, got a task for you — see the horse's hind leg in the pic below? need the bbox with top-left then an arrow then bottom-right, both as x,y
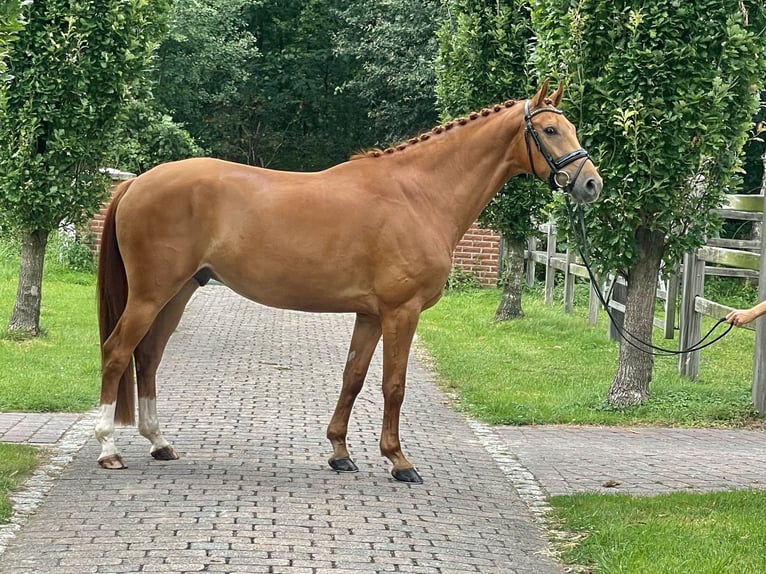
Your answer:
134,279 -> 199,461
327,313 -> 381,473
97,300 -> 167,469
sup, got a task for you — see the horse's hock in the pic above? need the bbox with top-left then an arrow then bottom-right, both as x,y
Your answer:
92,169 -> 502,286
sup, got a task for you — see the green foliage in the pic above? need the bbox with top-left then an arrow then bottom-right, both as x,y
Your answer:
156,0 -> 371,170
155,0 -> 448,170
445,266 -> 482,292
0,0 -> 24,81
154,0 -> 259,163
106,99 -> 204,174
742,95 -> 766,194
335,0 -> 444,146
436,0 -> 551,243
0,0 -> 170,234
530,0 -> 766,276
436,0 -> 533,118
49,228 -> 95,273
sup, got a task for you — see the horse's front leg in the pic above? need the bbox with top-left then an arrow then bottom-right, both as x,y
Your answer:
327,313 -> 382,473
379,305 -> 422,484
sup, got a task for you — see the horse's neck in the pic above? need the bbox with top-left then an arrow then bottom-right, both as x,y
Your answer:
398,106 -> 529,247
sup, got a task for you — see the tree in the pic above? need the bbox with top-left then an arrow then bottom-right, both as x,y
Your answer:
156,0 -> 371,170
106,98 -> 204,175
0,0 -> 23,81
437,0 -> 548,320
531,1 -> 766,405
0,0 -> 169,336
154,0 -> 259,163
335,0 -> 444,146
241,0 -> 369,170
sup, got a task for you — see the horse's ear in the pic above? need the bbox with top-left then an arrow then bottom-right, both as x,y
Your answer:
531,79 -> 550,108
551,82 -> 565,107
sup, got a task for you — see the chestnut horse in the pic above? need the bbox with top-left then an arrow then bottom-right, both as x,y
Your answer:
96,81 -> 602,483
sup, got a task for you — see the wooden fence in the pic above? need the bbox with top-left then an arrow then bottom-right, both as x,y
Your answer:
525,194 -> 766,413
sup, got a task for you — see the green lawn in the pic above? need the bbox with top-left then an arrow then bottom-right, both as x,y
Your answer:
417,287 -> 762,427
0,260 -> 100,413
0,443 -> 38,523
550,490 -> 766,574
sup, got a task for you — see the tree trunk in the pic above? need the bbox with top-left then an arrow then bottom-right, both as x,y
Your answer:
7,229 -> 49,337
607,226 -> 665,407
494,236 -> 525,321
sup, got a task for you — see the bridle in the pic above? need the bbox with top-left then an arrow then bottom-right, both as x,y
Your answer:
524,99 -> 591,192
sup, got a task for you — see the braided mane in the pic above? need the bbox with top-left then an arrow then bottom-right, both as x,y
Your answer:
349,99 -> 521,161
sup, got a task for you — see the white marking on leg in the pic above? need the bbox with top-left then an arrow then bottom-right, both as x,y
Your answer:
138,397 -> 171,454
347,350 -> 357,363
94,402 -> 118,461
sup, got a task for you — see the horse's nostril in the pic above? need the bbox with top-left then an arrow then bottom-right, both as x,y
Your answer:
586,177 -> 603,196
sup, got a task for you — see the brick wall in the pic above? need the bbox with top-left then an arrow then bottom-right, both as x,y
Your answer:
452,223 -> 501,287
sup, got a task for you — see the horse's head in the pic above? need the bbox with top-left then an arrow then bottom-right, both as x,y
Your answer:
523,80 -> 602,204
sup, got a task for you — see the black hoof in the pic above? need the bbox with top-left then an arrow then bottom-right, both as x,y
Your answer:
329,457 -> 359,473
151,445 -> 180,461
392,467 -> 423,484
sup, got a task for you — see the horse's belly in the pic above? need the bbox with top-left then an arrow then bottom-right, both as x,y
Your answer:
211,264 -> 378,315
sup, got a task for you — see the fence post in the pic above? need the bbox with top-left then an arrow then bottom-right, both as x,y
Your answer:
606,277 -> 626,342
662,267 -> 680,339
544,223 -> 557,305
588,279 -> 601,325
753,156 -> 766,413
526,236 -> 537,287
564,248 -> 575,313
678,250 -> 705,379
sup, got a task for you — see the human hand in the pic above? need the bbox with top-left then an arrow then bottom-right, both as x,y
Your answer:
725,309 -> 756,327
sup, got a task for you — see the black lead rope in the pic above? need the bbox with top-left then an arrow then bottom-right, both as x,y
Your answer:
563,197 -> 734,357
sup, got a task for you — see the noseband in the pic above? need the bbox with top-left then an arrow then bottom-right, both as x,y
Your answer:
524,100 -> 591,192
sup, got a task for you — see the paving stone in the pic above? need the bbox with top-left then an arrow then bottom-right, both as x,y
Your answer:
6,285 -> 764,573
0,287 -> 563,573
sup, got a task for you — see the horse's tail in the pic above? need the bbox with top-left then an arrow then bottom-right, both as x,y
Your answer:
97,179 -> 136,426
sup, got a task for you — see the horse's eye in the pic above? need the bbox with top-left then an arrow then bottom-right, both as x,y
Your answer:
544,127 -> 557,136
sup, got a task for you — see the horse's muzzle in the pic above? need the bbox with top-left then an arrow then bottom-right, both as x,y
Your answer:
570,171 -> 602,204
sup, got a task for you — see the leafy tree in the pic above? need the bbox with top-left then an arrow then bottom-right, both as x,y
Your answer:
437,0 -> 549,320
0,0 -> 169,336
156,0 -> 373,170
531,0 -> 766,405
241,0 -> 371,170
335,0 -> 444,146
154,0 -> 259,162
0,0 -> 23,82
742,93 -> 766,195
106,98 -> 204,175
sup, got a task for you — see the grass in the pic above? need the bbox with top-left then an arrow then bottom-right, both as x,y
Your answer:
417,286 -> 763,427
418,285 -> 766,574
0,247 -> 100,413
549,490 -> 766,574
0,443 -> 38,523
